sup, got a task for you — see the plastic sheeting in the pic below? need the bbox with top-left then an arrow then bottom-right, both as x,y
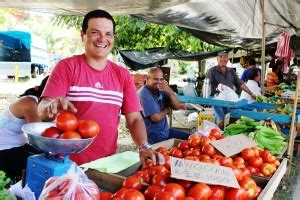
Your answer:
134,0 -> 300,49
119,47 -> 233,70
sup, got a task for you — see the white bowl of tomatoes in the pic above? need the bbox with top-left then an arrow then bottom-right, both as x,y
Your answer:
22,122 -> 96,154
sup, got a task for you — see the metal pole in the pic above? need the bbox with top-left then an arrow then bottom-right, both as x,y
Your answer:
287,69 -> 300,158
260,0 -> 266,93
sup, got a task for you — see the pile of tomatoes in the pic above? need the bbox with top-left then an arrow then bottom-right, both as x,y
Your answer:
99,129 -> 281,200
42,112 -> 100,139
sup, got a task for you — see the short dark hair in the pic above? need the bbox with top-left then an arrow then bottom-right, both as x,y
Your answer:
248,58 -> 256,66
82,10 -> 116,34
19,76 -> 49,98
248,68 -> 260,80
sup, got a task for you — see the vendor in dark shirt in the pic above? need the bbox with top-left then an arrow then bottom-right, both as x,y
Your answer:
206,51 -> 255,129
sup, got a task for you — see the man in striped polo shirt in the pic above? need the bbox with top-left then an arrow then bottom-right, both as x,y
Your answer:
38,10 -> 162,166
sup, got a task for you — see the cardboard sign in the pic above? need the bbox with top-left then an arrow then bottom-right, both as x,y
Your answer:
170,157 -> 240,188
211,134 -> 257,157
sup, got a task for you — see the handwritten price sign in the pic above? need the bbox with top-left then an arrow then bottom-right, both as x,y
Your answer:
170,157 -> 240,188
211,134 -> 257,157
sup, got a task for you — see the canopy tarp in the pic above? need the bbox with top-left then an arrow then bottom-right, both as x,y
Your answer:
1,0 -> 299,51
119,47 -> 233,71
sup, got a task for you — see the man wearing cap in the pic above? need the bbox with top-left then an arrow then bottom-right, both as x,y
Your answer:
206,50 -> 256,129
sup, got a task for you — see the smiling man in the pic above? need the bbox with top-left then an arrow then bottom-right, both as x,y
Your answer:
206,51 -> 255,129
38,10 -> 162,166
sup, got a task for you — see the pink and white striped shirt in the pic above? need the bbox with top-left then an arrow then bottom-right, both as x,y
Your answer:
42,54 -> 141,165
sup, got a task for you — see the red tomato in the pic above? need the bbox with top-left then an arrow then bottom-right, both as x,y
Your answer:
260,163 -> 276,177
183,149 -> 193,157
233,162 -> 245,169
77,120 -> 99,138
135,170 -> 151,184
184,156 -> 200,161
272,159 -> 281,168
199,155 -> 211,161
162,183 -> 185,199
177,141 -> 190,151
100,192 -> 113,200
122,176 -> 142,191
239,176 -> 257,191
177,197 -> 195,200
123,189 -> 145,200
56,112 -> 78,132
230,166 -> 243,182
150,165 -> 170,178
209,128 -> 222,139
113,188 -> 129,199
209,185 -> 225,200
248,157 -> 263,168
155,147 -> 169,155
240,177 -> 257,199
163,154 -> 171,170
144,185 -> 162,200
225,188 -> 248,200
260,150 -> 275,163
177,180 -> 192,190
187,183 -> 212,199
240,167 -> 251,179
200,137 -> 211,146
241,148 -> 256,160
252,147 -> 260,157
210,159 -> 220,165
190,148 -> 201,157
152,174 -> 169,187
168,147 -> 183,158
233,156 -> 245,165
153,192 -> 176,200
219,157 -> 233,167
188,134 -> 201,147
246,166 -> 258,174
42,126 -> 61,138
202,144 -> 216,156
59,131 -> 81,139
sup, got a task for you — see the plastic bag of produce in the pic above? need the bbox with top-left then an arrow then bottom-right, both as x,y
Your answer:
39,164 -> 99,200
214,84 -> 239,102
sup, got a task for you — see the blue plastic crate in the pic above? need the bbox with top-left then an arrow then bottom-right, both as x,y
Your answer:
177,95 -> 248,108
229,109 -> 292,123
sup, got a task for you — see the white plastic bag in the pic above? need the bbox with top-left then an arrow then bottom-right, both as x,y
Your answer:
39,164 -> 99,200
214,84 -> 239,102
9,181 -> 35,200
198,120 -> 223,137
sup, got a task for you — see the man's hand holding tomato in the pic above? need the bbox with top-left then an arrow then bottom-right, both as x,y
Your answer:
38,97 -> 77,121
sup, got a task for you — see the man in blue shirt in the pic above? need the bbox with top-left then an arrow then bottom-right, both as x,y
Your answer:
138,67 -> 189,144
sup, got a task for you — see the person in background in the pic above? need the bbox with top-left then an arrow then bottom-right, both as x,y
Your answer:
240,68 -> 261,103
138,67 -> 190,144
37,10 -> 162,167
266,60 -> 283,87
206,50 -> 255,129
0,76 -> 49,182
240,58 -> 261,83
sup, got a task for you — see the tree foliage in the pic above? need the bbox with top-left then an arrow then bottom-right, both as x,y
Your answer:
52,15 -> 219,53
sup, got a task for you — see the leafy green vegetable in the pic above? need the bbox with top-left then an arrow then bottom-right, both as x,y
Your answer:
0,170 -> 15,200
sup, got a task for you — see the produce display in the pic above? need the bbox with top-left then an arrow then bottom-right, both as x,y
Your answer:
100,130 -> 282,200
224,116 -> 287,155
41,112 -> 100,139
